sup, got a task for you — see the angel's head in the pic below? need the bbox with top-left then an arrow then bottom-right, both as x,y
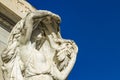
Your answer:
41,16 -> 52,26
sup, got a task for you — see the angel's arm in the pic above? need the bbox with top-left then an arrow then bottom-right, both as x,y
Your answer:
19,16 -> 33,44
19,11 -> 49,45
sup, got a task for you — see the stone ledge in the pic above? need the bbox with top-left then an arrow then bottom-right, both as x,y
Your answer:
0,0 -> 36,23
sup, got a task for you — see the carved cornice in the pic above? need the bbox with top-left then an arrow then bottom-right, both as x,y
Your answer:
15,0 -> 36,15
0,0 -> 36,22
0,0 -> 36,30
0,12 -> 14,32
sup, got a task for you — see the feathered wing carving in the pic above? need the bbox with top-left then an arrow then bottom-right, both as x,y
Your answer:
51,38 -> 78,80
1,10 -> 78,80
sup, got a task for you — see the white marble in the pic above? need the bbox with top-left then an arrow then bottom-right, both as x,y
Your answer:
1,10 -> 78,80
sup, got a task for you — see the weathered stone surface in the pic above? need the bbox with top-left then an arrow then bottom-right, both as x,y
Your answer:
1,10 -> 78,80
0,1 -> 78,80
0,0 -> 36,80
0,0 -> 35,22
0,25 -> 9,80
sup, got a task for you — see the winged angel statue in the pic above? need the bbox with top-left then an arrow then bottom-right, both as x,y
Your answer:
1,10 -> 78,80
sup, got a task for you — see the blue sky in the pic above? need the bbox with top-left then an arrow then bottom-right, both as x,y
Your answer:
28,0 -> 120,80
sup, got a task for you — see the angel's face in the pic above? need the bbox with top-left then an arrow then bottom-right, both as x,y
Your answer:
42,16 -> 52,25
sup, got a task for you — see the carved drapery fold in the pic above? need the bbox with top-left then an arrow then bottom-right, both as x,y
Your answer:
1,10 -> 78,80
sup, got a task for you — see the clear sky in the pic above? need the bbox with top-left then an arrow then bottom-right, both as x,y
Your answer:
28,0 -> 120,80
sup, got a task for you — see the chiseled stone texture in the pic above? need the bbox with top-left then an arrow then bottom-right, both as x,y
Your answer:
1,10 -> 78,80
0,25 -> 9,80
0,0 -> 35,80
0,1 -> 78,80
0,0 -> 35,22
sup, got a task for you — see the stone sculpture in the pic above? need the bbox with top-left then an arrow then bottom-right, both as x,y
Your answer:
1,10 -> 78,80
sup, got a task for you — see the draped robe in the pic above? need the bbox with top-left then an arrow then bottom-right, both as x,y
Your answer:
1,10 -> 78,80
